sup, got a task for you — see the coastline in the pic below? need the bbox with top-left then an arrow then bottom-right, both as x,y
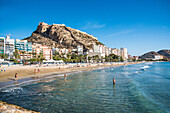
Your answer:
0,61 -> 145,113
0,62 -> 145,85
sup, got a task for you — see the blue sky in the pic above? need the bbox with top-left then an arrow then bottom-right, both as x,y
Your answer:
0,0 -> 170,56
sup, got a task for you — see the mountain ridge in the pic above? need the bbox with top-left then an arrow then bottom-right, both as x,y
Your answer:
24,22 -> 104,50
140,49 -> 170,60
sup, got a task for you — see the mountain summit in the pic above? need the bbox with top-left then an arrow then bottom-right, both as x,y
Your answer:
24,22 -> 103,50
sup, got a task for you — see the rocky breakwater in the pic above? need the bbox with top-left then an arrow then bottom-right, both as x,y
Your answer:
24,22 -> 104,50
0,101 -> 39,113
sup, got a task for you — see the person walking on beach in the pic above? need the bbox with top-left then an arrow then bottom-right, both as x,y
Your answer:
15,73 -> 18,81
113,78 -> 116,85
38,69 -> 40,73
34,69 -> 37,75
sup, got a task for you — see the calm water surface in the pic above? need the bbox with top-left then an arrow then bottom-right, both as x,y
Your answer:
0,62 -> 170,113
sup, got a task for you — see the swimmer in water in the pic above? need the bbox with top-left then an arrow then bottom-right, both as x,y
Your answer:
113,78 -> 116,85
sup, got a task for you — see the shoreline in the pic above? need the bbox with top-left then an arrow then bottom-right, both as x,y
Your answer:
0,61 -> 153,113
0,62 -> 145,88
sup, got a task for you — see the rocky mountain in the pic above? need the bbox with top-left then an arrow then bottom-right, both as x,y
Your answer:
157,50 -> 170,59
24,22 -> 103,50
140,51 -> 160,59
140,49 -> 170,60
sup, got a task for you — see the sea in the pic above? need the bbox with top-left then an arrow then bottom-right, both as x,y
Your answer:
0,62 -> 170,113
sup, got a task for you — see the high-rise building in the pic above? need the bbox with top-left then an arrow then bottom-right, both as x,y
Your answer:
121,48 -> 128,60
105,46 -> 109,56
92,43 -> 99,53
77,45 -> 83,55
15,39 -> 32,52
111,48 -> 118,55
117,49 -> 121,56
32,43 -> 52,60
5,35 -> 15,59
0,37 -> 5,56
15,39 -> 32,59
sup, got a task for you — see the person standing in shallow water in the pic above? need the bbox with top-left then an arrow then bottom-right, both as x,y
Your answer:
113,78 -> 116,85
64,74 -> 67,82
15,73 -> 18,81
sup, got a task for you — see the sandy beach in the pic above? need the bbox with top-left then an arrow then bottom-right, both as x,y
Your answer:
0,62 -> 145,84
0,61 -> 146,113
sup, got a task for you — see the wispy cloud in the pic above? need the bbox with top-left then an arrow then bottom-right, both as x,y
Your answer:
81,22 -> 105,30
106,29 -> 135,38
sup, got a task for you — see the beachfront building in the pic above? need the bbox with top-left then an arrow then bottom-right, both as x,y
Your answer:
121,48 -> 128,60
108,47 -> 112,55
5,35 -> 15,59
133,56 -> 139,61
105,46 -> 109,56
112,48 -> 118,55
32,43 -> 52,60
92,43 -> 99,53
98,45 -> 105,58
117,49 -> 121,57
52,47 -> 60,55
15,39 -> 32,59
0,37 -> 5,57
154,55 -> 164,60
77,45 -> 83,55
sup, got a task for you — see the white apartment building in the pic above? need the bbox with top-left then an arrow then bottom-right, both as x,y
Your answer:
77,45 -> 83,55
154,55 -> 164,60
121,48 -> 128,60
92,43 -> 99,53
0,37 -> 5,57
5,35 -> 15,59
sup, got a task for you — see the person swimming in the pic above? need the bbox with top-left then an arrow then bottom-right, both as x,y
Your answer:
113,78 -> 116,85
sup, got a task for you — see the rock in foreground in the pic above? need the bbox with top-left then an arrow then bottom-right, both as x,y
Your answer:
0,101 -> 39,113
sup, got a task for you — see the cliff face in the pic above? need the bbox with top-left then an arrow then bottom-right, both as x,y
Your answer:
24,22 -> 103,50
157,50 -> 170,59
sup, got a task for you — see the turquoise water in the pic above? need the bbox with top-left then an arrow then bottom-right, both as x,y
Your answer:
0,62 -> 170,113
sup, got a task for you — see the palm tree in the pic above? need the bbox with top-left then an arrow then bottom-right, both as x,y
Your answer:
67,53 -> 71,60
13,49 -> 20,59
38,52 -> 44,64
101,56 -> 104,62
28,52 -> 32,59
88,56 -> 92,63
32,52 -> 37,59
83,54 -> 87,63
78,55 -> 83,63
21,50 -> 26,60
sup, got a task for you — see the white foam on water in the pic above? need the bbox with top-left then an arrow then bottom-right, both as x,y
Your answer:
135,71 -> 139,74
140,65 -> 150,69
1,86 -> 24,93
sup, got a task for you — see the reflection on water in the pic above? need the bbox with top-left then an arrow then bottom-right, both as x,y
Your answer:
0,62 -> 170,113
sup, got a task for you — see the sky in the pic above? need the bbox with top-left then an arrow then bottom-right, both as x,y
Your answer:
0,0 -> 170,56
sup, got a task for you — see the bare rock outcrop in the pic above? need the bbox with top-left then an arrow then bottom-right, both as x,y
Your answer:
24,22 -> 103,50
